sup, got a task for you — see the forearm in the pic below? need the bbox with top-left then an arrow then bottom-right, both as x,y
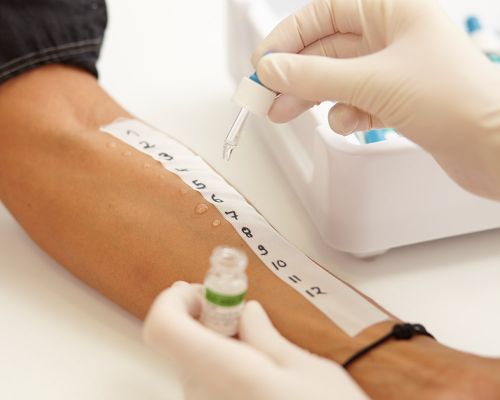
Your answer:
0,65 -> 368,354
1,66 -> 499,400
1,65 -> 364,348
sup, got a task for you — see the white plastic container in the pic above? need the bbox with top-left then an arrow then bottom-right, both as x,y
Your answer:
227,0 -> 500,257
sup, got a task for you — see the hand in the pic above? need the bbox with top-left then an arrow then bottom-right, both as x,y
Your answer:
252,0 -> 500,199
143,281 -> 368,400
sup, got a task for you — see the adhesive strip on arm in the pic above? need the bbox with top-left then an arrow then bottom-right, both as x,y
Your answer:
101,119 -> 389,336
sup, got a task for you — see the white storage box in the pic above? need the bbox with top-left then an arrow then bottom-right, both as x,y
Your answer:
227,0 -> 500,257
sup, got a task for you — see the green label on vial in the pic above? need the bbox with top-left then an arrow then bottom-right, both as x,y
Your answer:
205,288 -> 246,307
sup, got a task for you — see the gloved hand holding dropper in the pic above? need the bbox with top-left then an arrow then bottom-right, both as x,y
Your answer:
253,0 -> 500,200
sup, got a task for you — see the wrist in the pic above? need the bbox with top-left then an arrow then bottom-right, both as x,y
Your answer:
344,322 -> 500,399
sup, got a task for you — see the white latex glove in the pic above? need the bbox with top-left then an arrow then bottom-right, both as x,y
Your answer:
252,0 -> 500,200
143,281 -> 368,400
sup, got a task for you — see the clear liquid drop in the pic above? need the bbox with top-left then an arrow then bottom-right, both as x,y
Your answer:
195,203 -> 209,215
212,219 -> 221,227
122,151 -> 132,157
106,142 -> 117,149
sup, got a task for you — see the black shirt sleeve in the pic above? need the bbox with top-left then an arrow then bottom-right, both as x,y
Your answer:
0,0 -> 107,84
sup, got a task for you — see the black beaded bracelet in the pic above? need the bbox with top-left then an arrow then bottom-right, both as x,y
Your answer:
342,323 -> 436,369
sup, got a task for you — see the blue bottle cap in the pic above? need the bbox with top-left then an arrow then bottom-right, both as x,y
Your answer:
364,129 -> 387,144
466,16 -> 482,34
488,53 -> 500,63
249,72 -> 262,85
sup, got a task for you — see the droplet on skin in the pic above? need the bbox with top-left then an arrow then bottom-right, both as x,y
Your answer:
179,188 -> 189,195
195,203 -> 209,215
122,151 -> 132,157
212,219 -> 221,227
106,142 -> 117,149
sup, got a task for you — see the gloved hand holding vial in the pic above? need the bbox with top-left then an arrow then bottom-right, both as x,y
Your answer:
144,280 -> 368,400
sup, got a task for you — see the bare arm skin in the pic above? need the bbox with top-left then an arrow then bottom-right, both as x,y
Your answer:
1,65 -> 499,399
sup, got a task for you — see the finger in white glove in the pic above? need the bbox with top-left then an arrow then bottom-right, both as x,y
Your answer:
143,281 -> 368,400
252,0 -> 500,198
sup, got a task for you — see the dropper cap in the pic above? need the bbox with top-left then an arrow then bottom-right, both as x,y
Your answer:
232,73 -> 276,117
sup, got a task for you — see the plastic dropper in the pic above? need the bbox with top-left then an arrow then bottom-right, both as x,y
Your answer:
223,72 -> 276,161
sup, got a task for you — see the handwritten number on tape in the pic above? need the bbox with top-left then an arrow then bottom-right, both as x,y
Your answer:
271,260 -> 287,270
306,287 -> 327,297
158,152 -> 174,161
241,227 -> 253,238
192,180 -> 206,190
139,141 -> 156,150
257,245 -> 268,256
211,194 -> 223,203
126,129 -> 140,137
225,211 -> 239,220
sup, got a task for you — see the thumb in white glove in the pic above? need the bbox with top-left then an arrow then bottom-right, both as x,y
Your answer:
143,281 -> 368,400
253,0 -> 500,200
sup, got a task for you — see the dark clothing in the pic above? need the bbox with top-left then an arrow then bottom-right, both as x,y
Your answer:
0,0 -> 107,84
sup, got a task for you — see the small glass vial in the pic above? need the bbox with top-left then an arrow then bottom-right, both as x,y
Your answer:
200,246 -> 248,336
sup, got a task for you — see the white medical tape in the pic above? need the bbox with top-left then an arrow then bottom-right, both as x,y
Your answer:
101,119 -> 389,336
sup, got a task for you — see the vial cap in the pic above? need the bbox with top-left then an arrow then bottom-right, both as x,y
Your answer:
210,246 -> 248,273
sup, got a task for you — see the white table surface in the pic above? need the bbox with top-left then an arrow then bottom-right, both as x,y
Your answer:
1,0 -> 500,398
